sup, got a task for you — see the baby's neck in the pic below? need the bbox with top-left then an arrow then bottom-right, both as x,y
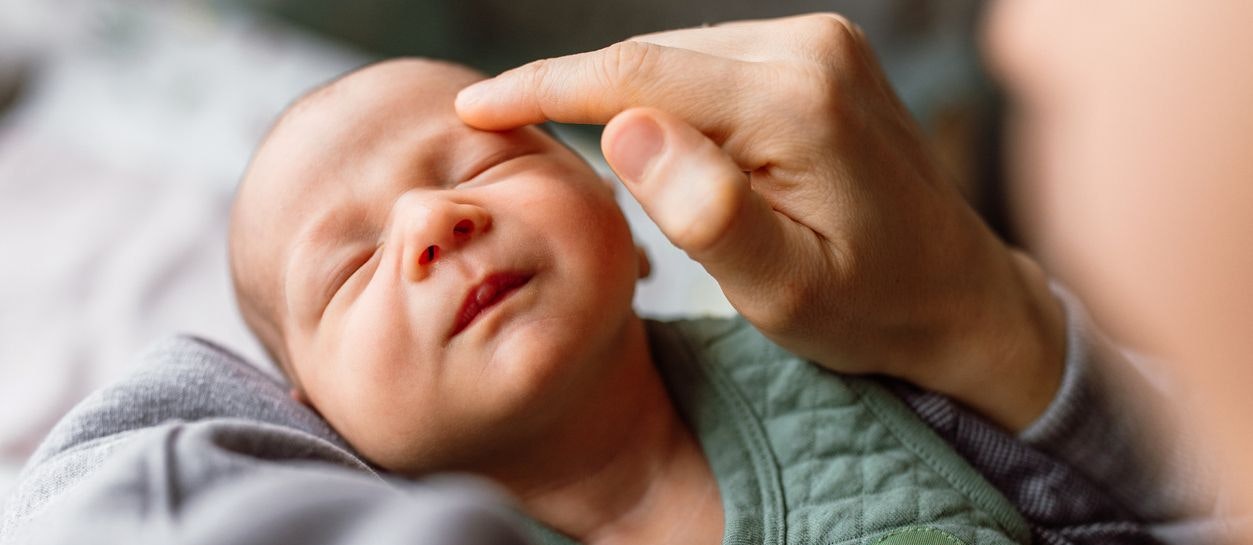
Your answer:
483,316 -> 723,545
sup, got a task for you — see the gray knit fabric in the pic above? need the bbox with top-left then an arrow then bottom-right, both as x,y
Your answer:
0,336 -> 527,545
893,283 -> 1223,545
1018,284 -> 1216,524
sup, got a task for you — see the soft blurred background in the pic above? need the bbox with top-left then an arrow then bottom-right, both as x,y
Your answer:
0,0 -> 1006,510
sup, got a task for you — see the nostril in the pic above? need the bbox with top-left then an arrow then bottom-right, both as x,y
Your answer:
419,245 -> 439,266
453,219 -> 474,238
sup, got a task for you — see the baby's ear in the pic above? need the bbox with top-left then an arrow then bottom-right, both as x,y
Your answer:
636,244 -> 651,279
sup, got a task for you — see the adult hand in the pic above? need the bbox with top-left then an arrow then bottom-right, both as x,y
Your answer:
456,13 -> 1065,431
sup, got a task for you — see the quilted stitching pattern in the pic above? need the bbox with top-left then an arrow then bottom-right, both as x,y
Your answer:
658,319 -> 1030,545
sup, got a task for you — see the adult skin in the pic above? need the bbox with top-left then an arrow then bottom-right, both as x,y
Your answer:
986,0 -> 1253,520
457,14 -> 1065,432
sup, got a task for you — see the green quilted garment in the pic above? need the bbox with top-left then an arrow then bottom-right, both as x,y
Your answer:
521,318 -> 1031,545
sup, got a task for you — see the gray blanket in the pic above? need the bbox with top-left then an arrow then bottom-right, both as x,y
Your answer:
0,335 -> 526,545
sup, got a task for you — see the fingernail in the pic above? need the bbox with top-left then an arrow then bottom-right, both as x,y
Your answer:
609,116 -> 664,184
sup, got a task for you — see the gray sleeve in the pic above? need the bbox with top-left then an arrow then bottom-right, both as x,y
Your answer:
0,335 -> 530,545
1018,283 -> 1228,542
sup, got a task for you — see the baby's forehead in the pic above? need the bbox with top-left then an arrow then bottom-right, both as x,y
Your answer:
279,59 -> 483,143
248,60 -> 489,212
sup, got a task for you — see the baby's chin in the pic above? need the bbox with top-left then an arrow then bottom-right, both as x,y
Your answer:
485,312 -> 628,389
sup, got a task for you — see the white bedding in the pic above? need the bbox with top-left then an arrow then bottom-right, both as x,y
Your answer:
0,0 -> 730,512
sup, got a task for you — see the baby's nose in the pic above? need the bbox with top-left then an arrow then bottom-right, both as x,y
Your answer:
414,219 -> 475,266
395,194 -> 491,282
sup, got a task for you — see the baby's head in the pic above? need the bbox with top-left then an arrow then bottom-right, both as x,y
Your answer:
229,59 -> 644,474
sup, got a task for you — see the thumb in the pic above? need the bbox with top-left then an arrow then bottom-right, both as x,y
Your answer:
601,107 -> 791,295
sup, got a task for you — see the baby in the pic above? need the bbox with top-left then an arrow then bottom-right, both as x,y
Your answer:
229,58 -> 1032,545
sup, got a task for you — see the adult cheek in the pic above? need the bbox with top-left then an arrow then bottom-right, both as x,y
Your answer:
986,0 -> 1165,349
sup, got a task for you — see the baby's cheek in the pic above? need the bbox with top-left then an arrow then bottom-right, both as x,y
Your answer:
315,327 -> 435,471
336,297 -> 427,393
587,200 -> 637,272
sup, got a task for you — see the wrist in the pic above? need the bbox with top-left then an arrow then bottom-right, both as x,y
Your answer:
914,249 -> 1068,432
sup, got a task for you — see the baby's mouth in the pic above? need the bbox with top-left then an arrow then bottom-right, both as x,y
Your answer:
450,272 -> 532,338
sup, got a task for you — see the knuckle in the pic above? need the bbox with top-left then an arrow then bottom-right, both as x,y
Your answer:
802,12 -> 857,40
527,58 -> 562,107
799,13 -> 863,61
601,41 -> 661,91
525,57 -> 552,88
768,17 -> 871,130
526,57 -> 587,120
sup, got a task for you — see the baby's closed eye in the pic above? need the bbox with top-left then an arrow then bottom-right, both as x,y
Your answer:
457,148 -> 542,187
319,244 -> 383,319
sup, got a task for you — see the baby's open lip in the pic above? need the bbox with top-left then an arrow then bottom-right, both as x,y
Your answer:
449,272 -> 532,339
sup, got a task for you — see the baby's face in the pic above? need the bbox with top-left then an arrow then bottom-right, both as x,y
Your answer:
231,60 -> 641,473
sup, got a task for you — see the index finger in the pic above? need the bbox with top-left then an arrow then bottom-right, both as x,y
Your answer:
455,41 -> 751,136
